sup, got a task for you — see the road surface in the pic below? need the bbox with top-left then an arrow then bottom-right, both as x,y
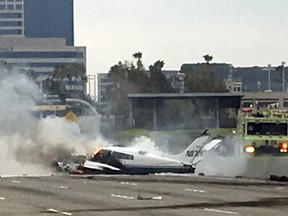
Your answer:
0,174 -> 287,215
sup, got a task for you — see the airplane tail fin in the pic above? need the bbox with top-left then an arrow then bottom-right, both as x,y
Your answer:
173,129 -> 222,165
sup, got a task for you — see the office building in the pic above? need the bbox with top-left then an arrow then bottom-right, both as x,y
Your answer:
24,0 -> 74,45
0,0 -> 24,36
97,73 -> 114,104
0,0 -> 86,97
0,37 -> 85,74
0,0 -> 73,45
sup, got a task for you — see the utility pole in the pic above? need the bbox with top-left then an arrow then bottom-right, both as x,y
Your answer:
267,64 -> 271,91
87,75 -> 97,101
263,64 -> 276,91
282,61 -> 286,92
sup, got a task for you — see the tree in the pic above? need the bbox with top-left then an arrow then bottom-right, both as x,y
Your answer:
133,52 -> 144,71
52,63 -> 86,80
43,63 -> 86,98
106,60 -> 150,123
149,60 -> 175,93
183,56 -> 227,93
203,54 -> 213,65
184,69 -> 227,92
42,78 -> 65,96
106,55 -> 176,129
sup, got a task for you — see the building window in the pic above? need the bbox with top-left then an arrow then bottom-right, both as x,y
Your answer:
100,78 -> 108,83
0,29 -> 22,35
0,5 -> 5,10
0,51 -> 84,58
0,21 -> 22,26
0,13 -> 22,18
7,4 -> 14,10
15,4 -> 22,10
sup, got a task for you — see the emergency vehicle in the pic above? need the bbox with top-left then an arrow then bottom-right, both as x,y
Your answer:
237,104 -> 288,156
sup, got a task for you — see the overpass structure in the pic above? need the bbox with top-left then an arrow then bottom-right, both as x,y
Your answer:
126,92 -> 288,130
127,93 -> 243,130
242,92 -> 288,108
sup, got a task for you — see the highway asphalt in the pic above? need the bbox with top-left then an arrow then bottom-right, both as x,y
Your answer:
0,174 -> 288,215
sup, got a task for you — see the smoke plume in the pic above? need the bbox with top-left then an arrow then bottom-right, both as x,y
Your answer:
0,69 -> 96,176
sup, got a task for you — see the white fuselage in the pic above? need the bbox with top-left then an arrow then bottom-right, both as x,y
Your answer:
82,134 -> 222,174
103,146 -> 186,167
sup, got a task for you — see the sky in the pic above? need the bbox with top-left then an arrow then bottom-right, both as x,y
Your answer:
74,0 -> 288,76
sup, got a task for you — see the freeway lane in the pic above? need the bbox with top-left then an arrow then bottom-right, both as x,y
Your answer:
0,175 -> 287,215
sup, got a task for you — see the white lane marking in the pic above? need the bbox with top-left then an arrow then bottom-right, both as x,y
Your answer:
61,212 -> 72,216
54,185 -> 68,189
151,196 -> 162,200
185,188 -> 207,193
120,182 -> 138,186
11,180 -> 21,184
110,193 -> 134,200
204,208 -> 239,215
0,196 -> 5,200
46,208 -> 72,215
136,195 -> 163,200
47,208 -> 59,213
277,187 -> 284,190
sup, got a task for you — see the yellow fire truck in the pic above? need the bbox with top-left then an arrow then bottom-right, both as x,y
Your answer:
237,106 -> 288,156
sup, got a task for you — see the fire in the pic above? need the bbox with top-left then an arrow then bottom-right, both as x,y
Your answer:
91,145 -> 103,157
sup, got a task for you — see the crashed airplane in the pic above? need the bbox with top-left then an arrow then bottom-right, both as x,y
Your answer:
55,130 -> 222,175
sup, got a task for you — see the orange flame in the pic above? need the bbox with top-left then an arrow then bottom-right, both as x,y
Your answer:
91,145 -> 103,157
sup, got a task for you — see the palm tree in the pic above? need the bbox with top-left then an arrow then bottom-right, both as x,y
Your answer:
53,63 -> 85,79
203,54 -> 213,64
150,60 -> 164,72
132,52 -> 142,61
52,63 -> 86,97
149,60 -> 175,93
132,52 -> 143,70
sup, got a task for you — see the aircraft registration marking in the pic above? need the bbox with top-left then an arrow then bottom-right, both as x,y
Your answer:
186,150 -> 206,157
204,208 -> 239,215
185,188 -> 207,193
11,180 -> 21,184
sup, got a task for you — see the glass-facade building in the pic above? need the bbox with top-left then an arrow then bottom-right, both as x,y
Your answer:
0,0 -> 24,36
0,0 -> 86,97
0,0 -> 73,45
24,0 -> 74,46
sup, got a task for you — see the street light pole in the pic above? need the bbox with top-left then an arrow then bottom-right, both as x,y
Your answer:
267,64 -> 271,91
282,61 -> 286,92
88,78 -> 91,96
93,75 -> 96,101
87,75 -> 97,101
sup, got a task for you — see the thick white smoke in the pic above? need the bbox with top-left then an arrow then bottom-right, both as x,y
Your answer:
129,136 -> 164,156
0,70 -> 98,176
126,135 -> 252,178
